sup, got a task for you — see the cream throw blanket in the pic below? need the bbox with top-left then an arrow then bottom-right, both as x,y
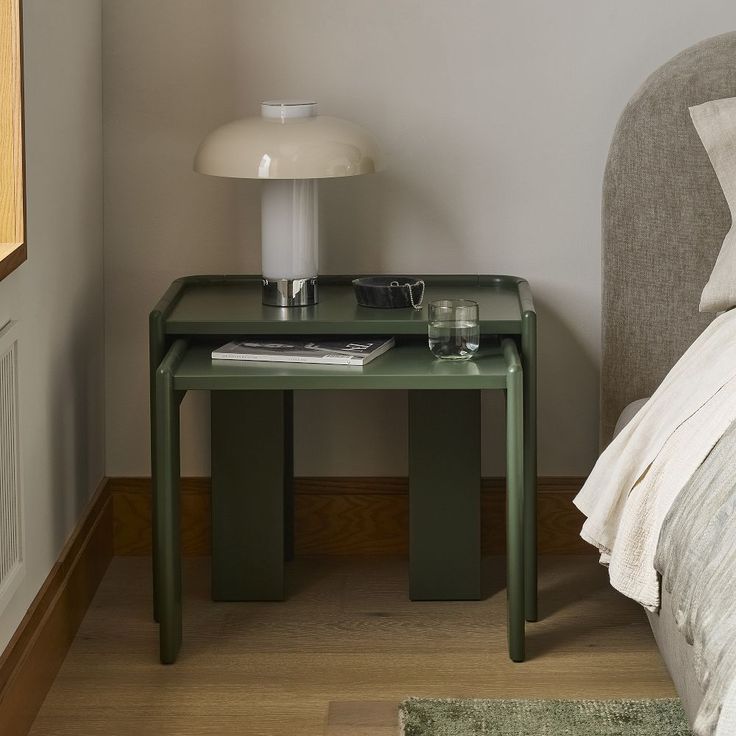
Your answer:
574,308 -> 736,610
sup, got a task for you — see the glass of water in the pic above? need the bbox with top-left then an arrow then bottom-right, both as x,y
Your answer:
428,299 -> 480,360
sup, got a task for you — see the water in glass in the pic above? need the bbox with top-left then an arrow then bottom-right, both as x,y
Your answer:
428,299 -> 480,360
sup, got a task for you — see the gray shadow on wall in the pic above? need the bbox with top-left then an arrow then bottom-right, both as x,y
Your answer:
48,293 -> 105,550
533,294 -> 600,477
318,169 -> 472,276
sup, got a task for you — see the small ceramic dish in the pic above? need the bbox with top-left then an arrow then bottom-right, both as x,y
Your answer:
352,276 -> 425,309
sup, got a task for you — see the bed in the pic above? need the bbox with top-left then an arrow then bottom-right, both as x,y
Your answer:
599,31 -> 736,735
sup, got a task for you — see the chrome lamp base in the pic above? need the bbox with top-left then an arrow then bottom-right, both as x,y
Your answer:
262,277 -> 318,307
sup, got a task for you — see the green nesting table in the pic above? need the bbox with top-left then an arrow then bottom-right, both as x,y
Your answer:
149,275 -> 537,664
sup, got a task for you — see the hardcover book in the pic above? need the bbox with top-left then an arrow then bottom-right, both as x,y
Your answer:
211,337 -> 395,366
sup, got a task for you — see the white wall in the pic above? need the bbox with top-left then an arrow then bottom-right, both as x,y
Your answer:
0,0 -> 104,652
103,0 -> 736,479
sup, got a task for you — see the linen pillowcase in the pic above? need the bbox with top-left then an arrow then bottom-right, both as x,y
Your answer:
690,97 -> 736,312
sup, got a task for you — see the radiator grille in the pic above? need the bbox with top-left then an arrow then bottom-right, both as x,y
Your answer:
0,339 -> 21,597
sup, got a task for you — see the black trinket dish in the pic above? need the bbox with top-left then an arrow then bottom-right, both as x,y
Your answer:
352,276 -> 425,309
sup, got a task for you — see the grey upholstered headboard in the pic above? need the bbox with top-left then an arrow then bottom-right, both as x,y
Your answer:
601,31 -> 736,445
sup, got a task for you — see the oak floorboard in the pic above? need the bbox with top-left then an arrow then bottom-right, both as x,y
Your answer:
28,556 -> 674,736
325,701 -> 398,736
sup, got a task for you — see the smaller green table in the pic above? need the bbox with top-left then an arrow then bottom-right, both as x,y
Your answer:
150,275 -> 537,665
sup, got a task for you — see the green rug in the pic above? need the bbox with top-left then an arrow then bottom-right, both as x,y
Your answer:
399,698 -> 690,735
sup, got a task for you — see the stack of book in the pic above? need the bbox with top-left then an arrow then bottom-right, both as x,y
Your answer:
211,337 -> 395,366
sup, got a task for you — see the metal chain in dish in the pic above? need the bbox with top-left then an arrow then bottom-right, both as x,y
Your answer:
390,279 -> 425,310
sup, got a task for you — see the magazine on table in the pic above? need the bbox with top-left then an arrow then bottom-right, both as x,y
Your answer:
211,337 -> 395,366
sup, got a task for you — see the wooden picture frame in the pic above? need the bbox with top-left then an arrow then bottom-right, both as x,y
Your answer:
0,0 -> 25,280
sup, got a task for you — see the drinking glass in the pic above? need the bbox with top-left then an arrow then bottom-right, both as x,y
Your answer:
428,299 -> 480,360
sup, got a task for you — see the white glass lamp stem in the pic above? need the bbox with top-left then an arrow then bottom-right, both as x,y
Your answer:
261,179 -> 318,281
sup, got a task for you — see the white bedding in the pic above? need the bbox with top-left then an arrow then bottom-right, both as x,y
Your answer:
615,404 -> 707,730
717,680 -> 736,736
576,309 -> 736,735
654,420 -> 736,736
574,307 -> 736,609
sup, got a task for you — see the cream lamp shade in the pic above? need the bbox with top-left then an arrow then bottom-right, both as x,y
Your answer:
194,100 -> 382,306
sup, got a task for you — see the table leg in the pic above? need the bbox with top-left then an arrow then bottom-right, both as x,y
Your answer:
210,390 -> 291,601
505,352 -> 525,662
408,390 -> 481,600
149,322 -> 165,624
154,343 -> 186,664
522,315 -> 538,622
283,391 -> 295,562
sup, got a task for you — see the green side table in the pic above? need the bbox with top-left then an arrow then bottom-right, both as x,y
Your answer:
149,274 -> 537,664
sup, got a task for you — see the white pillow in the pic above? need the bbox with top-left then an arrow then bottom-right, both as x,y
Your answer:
690,97 -> 736,312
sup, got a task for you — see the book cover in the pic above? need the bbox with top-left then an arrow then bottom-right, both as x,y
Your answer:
211,337 -> 395,366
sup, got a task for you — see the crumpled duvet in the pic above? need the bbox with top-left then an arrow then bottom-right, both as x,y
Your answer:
655,420 -> 736,736
574,308 -> 736,610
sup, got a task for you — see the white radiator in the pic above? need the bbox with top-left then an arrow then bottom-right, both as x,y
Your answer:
0,322 -> 22,613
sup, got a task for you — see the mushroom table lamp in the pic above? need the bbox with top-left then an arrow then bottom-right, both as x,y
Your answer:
194,100 -> 382,307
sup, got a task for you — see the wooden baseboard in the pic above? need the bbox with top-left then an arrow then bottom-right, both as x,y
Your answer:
111,476 -> 592,556
0,479 -> 113,736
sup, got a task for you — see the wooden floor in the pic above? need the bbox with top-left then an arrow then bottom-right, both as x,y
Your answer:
29,556 -> 674,736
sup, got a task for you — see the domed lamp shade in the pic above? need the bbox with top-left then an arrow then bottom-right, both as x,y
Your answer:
194,100 -> 382,306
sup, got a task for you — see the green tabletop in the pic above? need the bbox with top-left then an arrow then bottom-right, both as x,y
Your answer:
159,275 -> 528,336
172,340 -> 517,391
